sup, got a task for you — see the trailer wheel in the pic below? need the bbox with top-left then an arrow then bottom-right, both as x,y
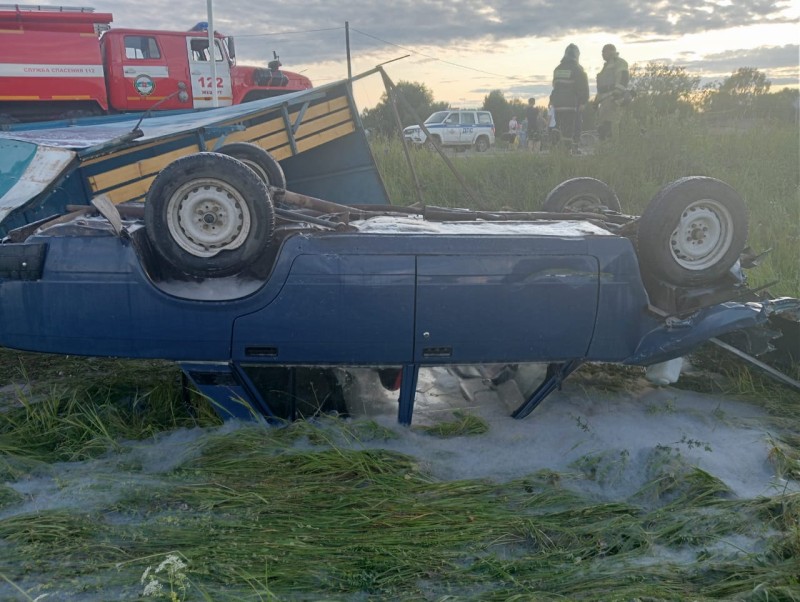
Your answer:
542,177 -> 622,213
215,142 -> 287,189
637,177 -> 748,286
145,153 -> 275,278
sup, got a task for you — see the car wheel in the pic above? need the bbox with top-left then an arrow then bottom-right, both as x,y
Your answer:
636,176 -> 748,286
474,136 -> 490,152
215,142 -> 287,189
144,152 -> 275,278
542,177 -> 622,212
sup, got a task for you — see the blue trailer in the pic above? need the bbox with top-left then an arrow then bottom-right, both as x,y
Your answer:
0,73 -> 796,424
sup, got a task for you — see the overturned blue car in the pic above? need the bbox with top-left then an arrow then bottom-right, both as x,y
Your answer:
0,75 -> 796,424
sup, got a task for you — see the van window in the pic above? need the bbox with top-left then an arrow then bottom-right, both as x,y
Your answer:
125,36 -> 161,60
461,113 -> 476,125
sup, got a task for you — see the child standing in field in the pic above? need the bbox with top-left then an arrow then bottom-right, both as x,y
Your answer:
508,115 -> 520,149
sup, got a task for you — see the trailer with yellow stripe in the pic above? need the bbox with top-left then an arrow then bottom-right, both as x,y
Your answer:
0,76 -> 390,247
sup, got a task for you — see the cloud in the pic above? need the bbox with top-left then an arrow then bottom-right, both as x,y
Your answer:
94,0 -> 797,65
653,44 -> 799,82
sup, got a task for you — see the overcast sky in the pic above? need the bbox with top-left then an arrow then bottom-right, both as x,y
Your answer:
90,0 -> 799,109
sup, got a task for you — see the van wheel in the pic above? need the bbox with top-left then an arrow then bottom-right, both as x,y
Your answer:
474,136 -> 490,152
542,177 -> 621,213
637,177 -> 748,286
215,142 -> 286,189
145,153 -> 275,278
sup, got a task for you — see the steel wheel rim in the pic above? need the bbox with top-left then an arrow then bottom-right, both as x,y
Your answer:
166,178 -> 251,257
564,194 -> 602,212
669,198 -> 734,270
237,158 -> 271,184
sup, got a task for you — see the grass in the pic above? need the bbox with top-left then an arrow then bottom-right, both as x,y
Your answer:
0,373 -> 795,590
0,371 -> 797,599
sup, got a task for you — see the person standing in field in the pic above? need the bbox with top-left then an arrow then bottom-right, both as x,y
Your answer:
525,97 -> 542,152
508,115 -> 520,149
549,43 -> 590,151
594,43 -> 630,140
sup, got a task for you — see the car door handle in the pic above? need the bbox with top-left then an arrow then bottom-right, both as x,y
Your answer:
124,68 -> 136,74
191,70 -> 202,75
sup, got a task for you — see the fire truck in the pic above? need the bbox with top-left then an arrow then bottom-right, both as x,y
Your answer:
0,4 -> 313,123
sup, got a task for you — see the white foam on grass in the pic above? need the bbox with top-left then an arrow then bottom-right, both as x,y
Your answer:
339,366 -> 794,501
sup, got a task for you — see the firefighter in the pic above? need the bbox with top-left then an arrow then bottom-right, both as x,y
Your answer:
549,43 -> 590,151
594,44 -> 630,140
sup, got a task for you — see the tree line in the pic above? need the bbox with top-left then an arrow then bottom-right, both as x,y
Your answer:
360,66 -> 799,137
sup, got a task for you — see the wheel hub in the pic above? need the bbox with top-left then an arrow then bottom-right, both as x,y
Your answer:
669,200 -> 733,270
565,195 -> 601,212
166,179 -> 251,258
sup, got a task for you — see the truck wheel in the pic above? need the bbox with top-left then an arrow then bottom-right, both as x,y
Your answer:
215,142 -> 287,189
542,177 -> 621,213
58,109 -> 98,121
474,136 -> 490,152
637,176 -> 748,286
144,153 -> 275,278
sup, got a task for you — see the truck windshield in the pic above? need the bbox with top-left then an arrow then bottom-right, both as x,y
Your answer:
425,112 -> 449,125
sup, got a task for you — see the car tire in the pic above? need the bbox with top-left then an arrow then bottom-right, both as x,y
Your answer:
144,152 -> 275,278
542,177 -> 622,213
474,136 -> 490,152
636,176 -> 748,286
215,142 -> 287,189
426,135 -> 441,151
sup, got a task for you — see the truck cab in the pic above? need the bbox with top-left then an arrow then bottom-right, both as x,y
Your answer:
0,5 -> 313,123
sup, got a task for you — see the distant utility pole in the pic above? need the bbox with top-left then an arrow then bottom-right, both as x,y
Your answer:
345,21 -> 352,81
207,0 -> 218,107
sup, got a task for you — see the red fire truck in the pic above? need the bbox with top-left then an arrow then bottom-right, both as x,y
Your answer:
0,5 -> 313,123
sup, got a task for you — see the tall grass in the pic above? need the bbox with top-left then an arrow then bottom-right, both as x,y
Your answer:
372,113 -> 799,296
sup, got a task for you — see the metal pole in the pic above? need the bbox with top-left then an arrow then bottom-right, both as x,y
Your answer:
207,0 -> 219,107
380,68 -> 484,208
380,69 -> 424,206
345,21 -> 352,81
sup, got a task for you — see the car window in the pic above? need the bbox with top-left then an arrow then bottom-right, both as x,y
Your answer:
461,113 -> 476,125
445,113 -> 459,125
478,112 -> 493,125
425,111 -> 449,125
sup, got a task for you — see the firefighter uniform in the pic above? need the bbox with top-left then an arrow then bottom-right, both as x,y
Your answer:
595,44 -> 630,140
550,44 -> 590,146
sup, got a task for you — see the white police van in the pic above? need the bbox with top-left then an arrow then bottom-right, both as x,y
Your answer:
403,109 -> 495,152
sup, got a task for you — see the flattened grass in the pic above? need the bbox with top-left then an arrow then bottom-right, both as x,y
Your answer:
0,408 -> 797,599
